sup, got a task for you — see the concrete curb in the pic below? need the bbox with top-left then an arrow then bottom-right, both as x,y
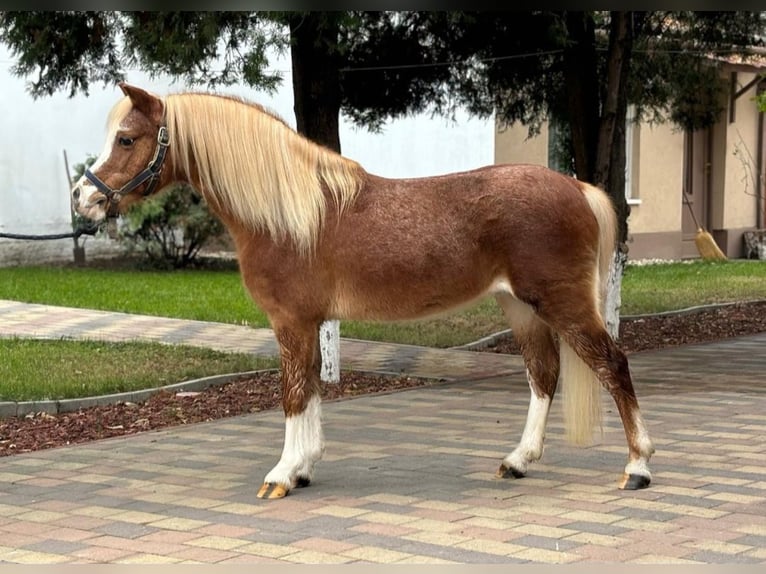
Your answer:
0,369 -> 272,419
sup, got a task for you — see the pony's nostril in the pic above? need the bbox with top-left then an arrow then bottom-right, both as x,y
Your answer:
72,187 -> 80,201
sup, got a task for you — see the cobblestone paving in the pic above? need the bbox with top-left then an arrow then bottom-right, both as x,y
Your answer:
1,300 -> 765,564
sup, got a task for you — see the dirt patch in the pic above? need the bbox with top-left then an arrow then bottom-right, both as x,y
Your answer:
0,372 -> 435,456
483,300 -> 766,355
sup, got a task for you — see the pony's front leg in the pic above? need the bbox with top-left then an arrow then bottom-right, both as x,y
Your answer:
498,378 -> 553,478
257,322 -> 325,500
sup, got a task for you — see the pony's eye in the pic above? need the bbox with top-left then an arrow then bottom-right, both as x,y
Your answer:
118,136 -> 135,147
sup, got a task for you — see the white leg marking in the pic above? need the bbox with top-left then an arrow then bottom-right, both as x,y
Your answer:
502,375 -> 551,476
624,411 -> 655,478
264,394 -> 325,488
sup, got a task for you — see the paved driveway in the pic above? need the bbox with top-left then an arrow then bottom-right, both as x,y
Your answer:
1,301 -> 765,563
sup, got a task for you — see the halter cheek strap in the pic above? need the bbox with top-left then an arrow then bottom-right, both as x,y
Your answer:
84,126 -> 170,206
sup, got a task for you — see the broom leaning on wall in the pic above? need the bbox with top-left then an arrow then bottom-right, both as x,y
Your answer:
682,192 -> 727,261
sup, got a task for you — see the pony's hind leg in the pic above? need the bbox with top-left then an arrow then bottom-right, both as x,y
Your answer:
257,320 -> 325,499
495,294 -> 560,479
555,315 -> 655,490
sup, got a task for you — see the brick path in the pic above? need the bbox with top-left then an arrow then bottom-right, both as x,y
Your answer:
1,300 -> 765,564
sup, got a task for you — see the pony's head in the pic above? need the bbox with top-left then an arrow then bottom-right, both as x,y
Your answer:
71,82 -> 170,222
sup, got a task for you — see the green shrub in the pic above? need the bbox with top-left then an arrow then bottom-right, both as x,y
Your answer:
119,184 -> 226,269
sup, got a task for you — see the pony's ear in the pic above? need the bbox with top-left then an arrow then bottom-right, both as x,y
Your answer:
118,82 -> 164,124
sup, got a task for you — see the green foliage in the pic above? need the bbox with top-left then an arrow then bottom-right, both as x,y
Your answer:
547,117 -> 576,176
119,185 -> 226,269
0,11 -> 125,97
121,12 -> 285,91
6,10 -> 762,136
0,11 -> 284,98
71,153 -> 97,180
361,11 -> 766,134
626,12 -> 765,131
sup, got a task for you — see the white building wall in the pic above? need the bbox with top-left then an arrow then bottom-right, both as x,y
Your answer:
0,46 -> 493,264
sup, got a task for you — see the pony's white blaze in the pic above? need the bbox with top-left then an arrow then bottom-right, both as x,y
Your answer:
502,375 -> 551,476
72,122 -> 123,218
263,394 -> 325,488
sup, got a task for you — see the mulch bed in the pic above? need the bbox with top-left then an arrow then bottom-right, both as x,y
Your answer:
0,372 -> 435,456
484,300 -> 766,355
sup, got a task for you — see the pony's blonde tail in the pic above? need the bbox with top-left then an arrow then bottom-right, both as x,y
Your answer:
560,183 -> 618,446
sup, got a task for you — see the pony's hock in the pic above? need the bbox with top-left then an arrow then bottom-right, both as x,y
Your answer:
71,82 -> 655,499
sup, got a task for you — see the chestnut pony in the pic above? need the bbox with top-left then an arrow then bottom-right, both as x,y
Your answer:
72,83 -> 654,499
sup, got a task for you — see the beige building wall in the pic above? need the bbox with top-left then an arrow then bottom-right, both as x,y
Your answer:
624,120 -> 686,260
722,72 -> 760,230
707,70 -> 763,257
492,80 -> 762,260
494,120 -> 548,165
627,121 -> 685,234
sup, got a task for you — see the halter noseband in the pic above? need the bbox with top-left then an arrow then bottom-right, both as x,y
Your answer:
84,125 -> 170,209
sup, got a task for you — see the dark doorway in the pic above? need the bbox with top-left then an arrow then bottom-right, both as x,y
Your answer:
682,129 -> 712,259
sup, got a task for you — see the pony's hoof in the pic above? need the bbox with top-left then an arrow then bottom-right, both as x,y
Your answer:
257,482 -> 289,499
619,473 -> 651,490
496,463 -> 525,479
295,476 -> 311,488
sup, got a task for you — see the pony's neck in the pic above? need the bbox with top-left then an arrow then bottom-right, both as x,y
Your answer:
164,92 -> 364,255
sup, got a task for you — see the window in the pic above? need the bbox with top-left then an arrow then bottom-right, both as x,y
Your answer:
625,105 -> 640,205
547,106 -> 640,205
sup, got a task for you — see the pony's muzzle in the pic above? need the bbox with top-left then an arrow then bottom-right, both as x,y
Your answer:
71,181 -> 108,222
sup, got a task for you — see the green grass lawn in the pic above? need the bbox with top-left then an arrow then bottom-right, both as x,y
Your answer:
0,267 -> 267,326
0,338 -> 278,402
620,259 -> 766,314
0,259 -> 764,348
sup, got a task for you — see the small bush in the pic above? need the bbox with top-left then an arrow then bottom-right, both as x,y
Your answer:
119,184 -> 227,269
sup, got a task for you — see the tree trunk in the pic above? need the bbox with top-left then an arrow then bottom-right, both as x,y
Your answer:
289,12 -> 344,383
563,12 -> 635,338
289,12 -> 342,153
562,11 -> 600,182
604,249 -> 627,340
594,12 -> 635,339
593,11 -> 634,246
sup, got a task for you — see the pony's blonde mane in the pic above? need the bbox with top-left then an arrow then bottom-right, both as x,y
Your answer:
159,92 -> 364,254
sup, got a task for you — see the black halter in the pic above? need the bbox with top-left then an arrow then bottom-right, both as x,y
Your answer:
84,126 -> 170,206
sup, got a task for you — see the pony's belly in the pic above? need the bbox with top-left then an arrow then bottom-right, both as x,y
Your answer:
329,277 -> 515,322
